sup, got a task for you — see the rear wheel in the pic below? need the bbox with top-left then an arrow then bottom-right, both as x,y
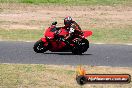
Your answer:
72,45 -> 82,55
33,40 -> 48,53
72,39 -> 89,55
81,39 -> 89,53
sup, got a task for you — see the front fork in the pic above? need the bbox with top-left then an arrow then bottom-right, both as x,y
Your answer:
41,37 -> 49,47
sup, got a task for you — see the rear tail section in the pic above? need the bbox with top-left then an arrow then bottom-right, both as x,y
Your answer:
83,30 -> 92,38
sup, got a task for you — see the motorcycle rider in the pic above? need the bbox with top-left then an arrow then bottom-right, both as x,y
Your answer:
62,16 -> 84,45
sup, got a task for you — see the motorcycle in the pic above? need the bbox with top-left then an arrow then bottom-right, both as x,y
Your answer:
33,22 -> 92,55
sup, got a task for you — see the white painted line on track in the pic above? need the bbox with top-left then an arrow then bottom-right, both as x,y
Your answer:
125,43 -> 132,45
93,43 -> 105,44
25,41 -> 34,42
93,43 -> 132,45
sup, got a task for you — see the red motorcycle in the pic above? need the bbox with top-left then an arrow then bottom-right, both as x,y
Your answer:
33,22 -> 92,55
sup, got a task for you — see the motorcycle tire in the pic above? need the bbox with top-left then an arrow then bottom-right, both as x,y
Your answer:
72,45 -> 82,55
81,39 -> 89,53
33,40 -> 48,53
72,39 -> 89,55
76,75 -> 87,85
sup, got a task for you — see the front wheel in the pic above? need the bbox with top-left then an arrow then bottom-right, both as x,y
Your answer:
33,40 -> 48,53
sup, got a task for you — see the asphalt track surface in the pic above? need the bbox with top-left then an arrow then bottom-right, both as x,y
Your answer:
0,41 -> 132,67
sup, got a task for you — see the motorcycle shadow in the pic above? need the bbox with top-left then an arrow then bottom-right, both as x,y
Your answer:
44,52 -> 92,56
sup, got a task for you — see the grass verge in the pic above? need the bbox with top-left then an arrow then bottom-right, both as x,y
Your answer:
0,0 -> 131,6
0,64 -> 132,88
90,27 -> 132,44
0,29 -> 44,41
0,28 -> 132,44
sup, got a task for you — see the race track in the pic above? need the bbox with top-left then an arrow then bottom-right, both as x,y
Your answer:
0,41 -> 132,67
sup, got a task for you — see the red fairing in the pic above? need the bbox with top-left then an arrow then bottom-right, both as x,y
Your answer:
41,37 -> 47,42
49,41 -> 66,52
40,37 -> 48,46
59,28 -> 69,36
44,26 -> 55,39
83,30 -> 93,38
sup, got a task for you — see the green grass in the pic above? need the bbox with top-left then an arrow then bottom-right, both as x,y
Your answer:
0,64 -> 132,88
0,0 -> 131,6
0,27 -> 132,43
89,27 -> 132,43
0,64 -> 76,88
0,29 -> 44,41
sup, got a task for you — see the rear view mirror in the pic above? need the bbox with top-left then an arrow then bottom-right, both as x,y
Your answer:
52,21 -> 57,25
